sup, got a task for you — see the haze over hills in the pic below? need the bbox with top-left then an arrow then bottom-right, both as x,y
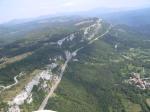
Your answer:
0,7 -> 150,46
101,8 -> 150,26
1,7 -> 150,26
0,1 -> 150,112
0,14 -> 150,112
63,7 -> 150,26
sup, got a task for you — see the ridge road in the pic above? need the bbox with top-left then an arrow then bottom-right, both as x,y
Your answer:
38,24 -> 112,110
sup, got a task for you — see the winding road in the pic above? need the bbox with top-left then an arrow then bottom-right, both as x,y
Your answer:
0,73 -> 23,92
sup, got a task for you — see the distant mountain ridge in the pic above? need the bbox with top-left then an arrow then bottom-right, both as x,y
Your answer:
1,7 -> 150,26
100,8 -> 150,26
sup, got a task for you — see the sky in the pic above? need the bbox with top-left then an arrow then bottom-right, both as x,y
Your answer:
0,0 -> 150,23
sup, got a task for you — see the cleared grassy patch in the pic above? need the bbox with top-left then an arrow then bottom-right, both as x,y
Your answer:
0,52 -> 33,69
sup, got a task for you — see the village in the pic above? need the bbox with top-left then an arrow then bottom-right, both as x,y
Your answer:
127,72 -> 150,90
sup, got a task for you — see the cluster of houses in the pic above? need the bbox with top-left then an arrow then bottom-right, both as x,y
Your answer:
128,72 -> 150,90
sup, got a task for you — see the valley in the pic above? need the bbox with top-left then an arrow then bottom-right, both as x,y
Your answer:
0,17 -> 149,112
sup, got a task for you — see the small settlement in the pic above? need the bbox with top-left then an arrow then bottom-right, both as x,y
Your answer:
127,72 -> 150,90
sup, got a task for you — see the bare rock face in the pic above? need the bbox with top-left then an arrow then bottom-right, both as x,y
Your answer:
8,70 -> 53,112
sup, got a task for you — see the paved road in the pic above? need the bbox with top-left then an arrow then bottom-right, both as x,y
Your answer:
38,56 -> 71,110
88,25 -> 112,44
38,24 -> 112,110
38,77 -> 61,110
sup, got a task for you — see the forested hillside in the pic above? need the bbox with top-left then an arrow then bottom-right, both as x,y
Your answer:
0,17 -> 149,112
45,23 -> 150,112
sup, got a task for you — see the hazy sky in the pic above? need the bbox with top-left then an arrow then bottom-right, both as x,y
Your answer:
0,0 -> 150,23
